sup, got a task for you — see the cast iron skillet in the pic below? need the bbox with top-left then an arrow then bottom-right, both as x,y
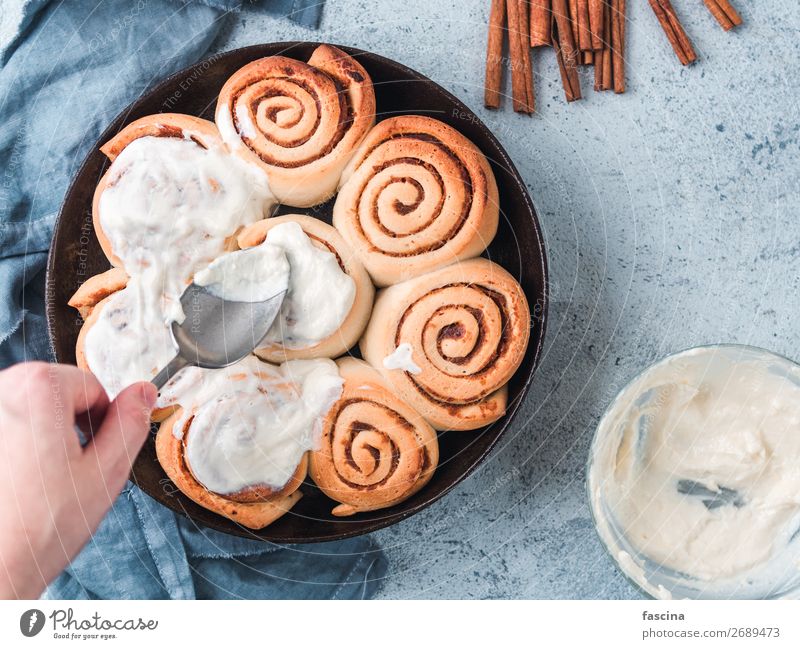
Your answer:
45,42 -> 549,543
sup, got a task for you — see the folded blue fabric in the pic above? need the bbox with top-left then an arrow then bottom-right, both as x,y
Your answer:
1,0 -> 388,599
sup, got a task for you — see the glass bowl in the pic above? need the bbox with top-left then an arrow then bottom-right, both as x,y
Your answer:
587,344 -> 800,599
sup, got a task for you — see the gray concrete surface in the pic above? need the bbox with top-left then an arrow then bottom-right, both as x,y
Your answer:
208,0 -> 800,598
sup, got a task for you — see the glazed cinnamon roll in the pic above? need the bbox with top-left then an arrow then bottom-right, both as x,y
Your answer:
157,411 -> 306,530
156,356 -> 343,529
309,358 -> 439,516
359,258 -> 530,431
237,214 -> 374,362
333,115 -> 500,287
215,44 -> 376,207
92,113 -> 229,268
72,275 -> 177,422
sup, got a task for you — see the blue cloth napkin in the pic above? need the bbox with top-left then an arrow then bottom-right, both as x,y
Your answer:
1,0 -> 388,599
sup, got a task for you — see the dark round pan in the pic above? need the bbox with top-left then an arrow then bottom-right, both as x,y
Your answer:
45,42 -> 548,543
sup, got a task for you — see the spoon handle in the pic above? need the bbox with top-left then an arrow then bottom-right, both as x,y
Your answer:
152,355 -> 191,391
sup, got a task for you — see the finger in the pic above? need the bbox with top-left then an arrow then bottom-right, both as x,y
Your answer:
51,364 -> 109,416
83,382 -> 157,486
12,363 -> 109,417
75,396 -> 110,441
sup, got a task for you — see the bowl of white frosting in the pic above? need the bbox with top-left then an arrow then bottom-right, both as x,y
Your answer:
588,344 -> 800,599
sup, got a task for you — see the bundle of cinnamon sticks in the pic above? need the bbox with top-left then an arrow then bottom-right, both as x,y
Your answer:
485,0 -> 743,113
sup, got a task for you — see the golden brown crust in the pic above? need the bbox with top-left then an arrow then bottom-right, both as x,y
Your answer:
156,409 -> 305,529
309,358 -> 439,516
333,115 -> 499,286
237,214 -> 374,362
93,114 -> 224,267
68,267 -> 129,320
359,258 -> 529,431
99,113 -> 223,161
215,45 -> 375,207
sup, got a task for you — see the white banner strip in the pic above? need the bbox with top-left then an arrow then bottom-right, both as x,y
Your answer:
1,600 -> 797,647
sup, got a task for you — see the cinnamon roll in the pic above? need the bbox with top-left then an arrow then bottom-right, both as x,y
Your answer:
359,258 -> 530,431
333,115 -> 500,287
309,358 -> 439,516
92,113 -> 230,269
157,412 -> 306,530
237,214 -> 374,362
215,44 -> 376,207
72,276 -> 177,422
68,267 -> 129,320
156,356 -> 343,529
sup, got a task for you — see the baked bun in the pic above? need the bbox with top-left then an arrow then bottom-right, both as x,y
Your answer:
360,258 -> 529,430
309,358 -> 439,516
216,44 -> 375,207
333,115 -> 499,286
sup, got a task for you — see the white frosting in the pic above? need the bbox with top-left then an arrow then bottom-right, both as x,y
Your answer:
589,345 -> 800,599
382,342 -> 421,374
260,221 -> 355,349
85,135 -> 275,398
83,274 -> 176,400
235,103 -> 258,139
98,135 -> 273,321
160,355 -> 343,493
217,102 -> 251,147
194,242 -> 289,302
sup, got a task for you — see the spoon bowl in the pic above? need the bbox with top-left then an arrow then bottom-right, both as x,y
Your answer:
151,284 -> 286,389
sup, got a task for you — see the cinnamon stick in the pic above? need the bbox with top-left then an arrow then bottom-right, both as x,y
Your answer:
611,0 -> 625,93
593,1 -> 611,90
648,0 -> 696,66
507,0 -> 535,113
552,0 -> 581,101
568,0 -> 581,49
593,48 -> 604,90
588,0 -> 604,50
530,0 -> 552,46
703,0 -> 742,31
576,0 -> 592,51
484,0 -> 506,108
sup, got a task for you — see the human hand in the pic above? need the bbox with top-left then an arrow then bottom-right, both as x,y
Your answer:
0,363 -> 156,599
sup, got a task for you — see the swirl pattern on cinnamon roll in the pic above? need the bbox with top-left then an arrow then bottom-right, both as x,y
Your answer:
359,258 -> 530,431
156,356 -> 343,529
309,358 -> 439,516
216,44 -> 376,207
333,115 -> 500,287
237,214 -> 374,362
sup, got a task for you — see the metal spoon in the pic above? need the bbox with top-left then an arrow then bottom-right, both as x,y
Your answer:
151,283 -> 286,390
676,479 -> 744,510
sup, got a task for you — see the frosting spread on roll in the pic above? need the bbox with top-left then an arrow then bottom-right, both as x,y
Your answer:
216,44 -> 376,207
309,358 -> 439,516
160,355 -> 343,495
194,242 -> 290,303
82,276 -> 175,400
333,115 -> 499,286
237,214 -> 374,362
97,135 -> 274,320
259,221 -> 355,349
82,124 -> 276,398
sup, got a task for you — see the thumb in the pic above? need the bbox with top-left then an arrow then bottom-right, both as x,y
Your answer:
85,382 -> 157,480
